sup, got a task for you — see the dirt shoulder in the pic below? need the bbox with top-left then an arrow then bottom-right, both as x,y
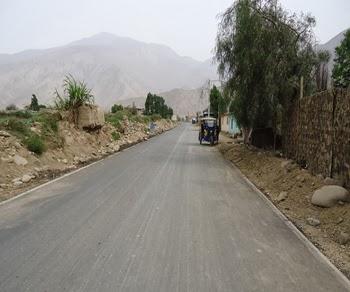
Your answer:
218,134 -> 350,279
0,116 -> 176,202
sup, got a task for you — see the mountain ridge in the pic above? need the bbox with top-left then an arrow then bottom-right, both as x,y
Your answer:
0,33 -> 217,110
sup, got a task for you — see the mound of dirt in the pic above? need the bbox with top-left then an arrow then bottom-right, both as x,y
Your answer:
218,136 -> 350,279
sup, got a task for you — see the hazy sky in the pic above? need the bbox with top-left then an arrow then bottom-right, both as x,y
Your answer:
1,0 -> 349,61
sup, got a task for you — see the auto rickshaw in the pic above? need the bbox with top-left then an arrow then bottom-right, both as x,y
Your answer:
198,117 -> 220,146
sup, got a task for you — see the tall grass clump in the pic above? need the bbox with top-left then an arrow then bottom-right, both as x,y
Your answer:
54,75 -> 94,111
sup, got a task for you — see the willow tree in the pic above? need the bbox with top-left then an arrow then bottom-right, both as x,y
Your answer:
215,0 -> 319,145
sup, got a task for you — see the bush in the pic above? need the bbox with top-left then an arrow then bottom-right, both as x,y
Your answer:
111,104 -> 123,113
6,118 -> 29,135
6,104 -> 17,111
150,114 -> 162,121
25,135 -> 46,154
111,131 -> 120,141
36,112 -> 60,133
13,111 -> 32,119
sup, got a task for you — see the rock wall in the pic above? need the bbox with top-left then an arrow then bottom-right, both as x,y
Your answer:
284,88 -> 350,186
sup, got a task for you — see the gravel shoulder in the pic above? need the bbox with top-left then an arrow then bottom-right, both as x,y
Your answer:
218,134 -> 350,279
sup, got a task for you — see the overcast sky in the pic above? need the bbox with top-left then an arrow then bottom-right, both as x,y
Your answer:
0,0 -> 349,61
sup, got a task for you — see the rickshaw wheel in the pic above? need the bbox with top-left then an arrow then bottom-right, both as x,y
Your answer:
210,136 -> 214,146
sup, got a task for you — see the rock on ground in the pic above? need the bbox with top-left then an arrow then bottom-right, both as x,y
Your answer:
338,232 -> 350,245
277,191 -> 288,202
13,155 -> 28,166
307,217 -> 321,227
21,174 -> 32,183
311,185 -> 350,208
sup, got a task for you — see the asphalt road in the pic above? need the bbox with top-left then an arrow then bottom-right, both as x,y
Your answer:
0,123 -> 349,292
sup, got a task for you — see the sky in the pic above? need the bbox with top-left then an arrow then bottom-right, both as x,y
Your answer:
0,0 -> 349,61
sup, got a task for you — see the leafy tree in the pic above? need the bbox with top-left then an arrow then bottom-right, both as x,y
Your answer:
144,93 -> 173,118
209,86 -> 221,118
111,104 -> 123,113
29,94 -> 40,111
215,0 -> 319,144
332,29 -> 350,88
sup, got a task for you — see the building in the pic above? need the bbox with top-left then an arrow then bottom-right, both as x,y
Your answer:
220,113 -> 240,135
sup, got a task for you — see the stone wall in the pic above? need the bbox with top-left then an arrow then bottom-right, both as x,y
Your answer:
283,88 -> 350,186
77,104 -> 105,130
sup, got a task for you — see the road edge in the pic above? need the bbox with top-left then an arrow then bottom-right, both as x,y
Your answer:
0,125 -> 176,208
226,159 -> 350,289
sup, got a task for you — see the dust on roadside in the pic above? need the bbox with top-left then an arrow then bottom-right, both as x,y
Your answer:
218,135 -> 350,279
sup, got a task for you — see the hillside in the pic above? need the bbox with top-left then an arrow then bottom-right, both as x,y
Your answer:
0,33 -> 217,109
120,88 -> 209,117
317,29 -> 348,84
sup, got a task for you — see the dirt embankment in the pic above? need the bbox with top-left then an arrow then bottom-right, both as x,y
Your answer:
219,136 -> 350,279
0,116 -> 175,202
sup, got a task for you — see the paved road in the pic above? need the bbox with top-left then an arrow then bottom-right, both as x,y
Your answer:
0,124 -> 349,292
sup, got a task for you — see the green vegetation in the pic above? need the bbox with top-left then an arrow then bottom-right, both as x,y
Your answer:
332,29 -> 350,88
144,93 -> 173,118
28,94 -> 46,111
209,85 -> 228,118
54,75 -> 94,111
111,131 -> 120,141
215,0 -> 324,144
25,134 -> 46,155
29,94 -> 39,111
5,104 -> 17,111
0,110 -> 62,154
111,104 -> 124,113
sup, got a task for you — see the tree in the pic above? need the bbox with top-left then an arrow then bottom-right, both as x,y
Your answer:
111,104 -> 123,113
215,0 -> 319,144
144,93 -> 173,118
29,94 -> 40,111
209,85 -> 223,118
332,29 -> 350,88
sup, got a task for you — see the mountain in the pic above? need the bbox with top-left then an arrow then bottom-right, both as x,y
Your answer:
0,32 -> 217,109
317,29 -> 348,83
120,88 -> 209,117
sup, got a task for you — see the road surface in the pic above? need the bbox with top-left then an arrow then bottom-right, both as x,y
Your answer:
0,124 -> 348,291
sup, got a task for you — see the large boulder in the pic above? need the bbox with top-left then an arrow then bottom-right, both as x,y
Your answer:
311,185 -> 350,208
77,105 -> 105,130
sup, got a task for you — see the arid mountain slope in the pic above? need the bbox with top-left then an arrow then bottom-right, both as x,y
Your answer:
0,33 -> 216,108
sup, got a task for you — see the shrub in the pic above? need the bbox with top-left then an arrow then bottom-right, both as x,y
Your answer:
54,75 -> 94,111
111,104 -> 123,113
6,118 -> 29,135
36,112 -> 60,133
6,104 -> 17,111
150,114 -> 162,121
13,111 -> 32,119
25,135 -> 46,154
111,131 -> 120,141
